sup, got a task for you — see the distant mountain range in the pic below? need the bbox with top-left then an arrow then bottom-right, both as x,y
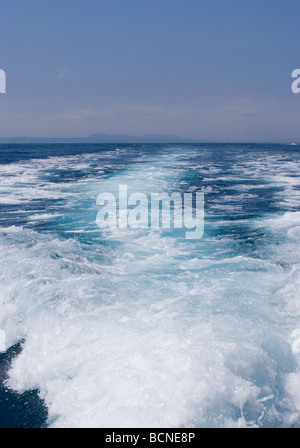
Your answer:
0,133 -> 202,144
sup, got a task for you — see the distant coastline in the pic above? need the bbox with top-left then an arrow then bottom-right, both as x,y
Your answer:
0,133 -> 200,144
0,135 -> 297,145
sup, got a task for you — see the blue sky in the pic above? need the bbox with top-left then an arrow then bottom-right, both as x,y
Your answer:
0,0 -> 300,141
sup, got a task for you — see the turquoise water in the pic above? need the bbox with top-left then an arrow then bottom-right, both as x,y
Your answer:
0,143 -> 300,428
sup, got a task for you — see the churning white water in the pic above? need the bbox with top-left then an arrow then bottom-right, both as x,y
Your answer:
0,144 -> 300,427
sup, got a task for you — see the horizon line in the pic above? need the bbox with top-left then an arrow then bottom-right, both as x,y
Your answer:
0,133 -> 298,145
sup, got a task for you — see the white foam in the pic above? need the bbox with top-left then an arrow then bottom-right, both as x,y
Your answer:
0,216 -> 297,427
28,213 -> 62,221
1,146 -> 300,427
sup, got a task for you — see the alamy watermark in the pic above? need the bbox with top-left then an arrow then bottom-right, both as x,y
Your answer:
292,69 -> 300,94
0,329 -> 6,353
291,329 -> 300,354
96,185 -> 204,239
0,69 -> 6,94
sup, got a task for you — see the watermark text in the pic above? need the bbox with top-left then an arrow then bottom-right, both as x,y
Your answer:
96,185 -> 204,239
0,69 -> 6,94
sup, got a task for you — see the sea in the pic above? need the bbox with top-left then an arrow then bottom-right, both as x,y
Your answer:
0,143 -> 300,428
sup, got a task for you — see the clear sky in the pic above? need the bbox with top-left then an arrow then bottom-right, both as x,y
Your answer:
0,0 -> 300,142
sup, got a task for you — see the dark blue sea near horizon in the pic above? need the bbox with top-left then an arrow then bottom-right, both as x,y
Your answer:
0,143 -> 300,428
